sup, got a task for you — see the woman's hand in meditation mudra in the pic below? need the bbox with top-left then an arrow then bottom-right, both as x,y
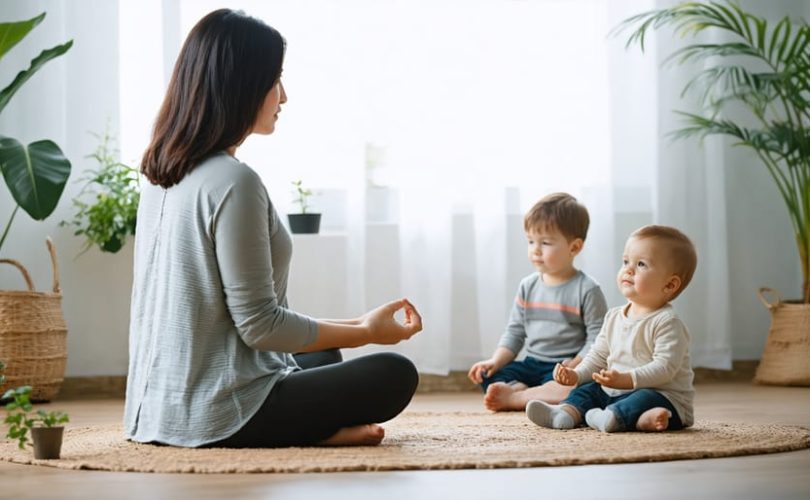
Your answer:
360,299 -> 423,345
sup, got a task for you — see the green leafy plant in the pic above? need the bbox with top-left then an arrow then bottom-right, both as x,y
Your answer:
61,130 -> 139,254
3,386 -> 69,450
3,385 -> 35,449
616,1 -> 810,303
291,179 -> 314,214
2,383 -> 69,450
0,13 -> 73,253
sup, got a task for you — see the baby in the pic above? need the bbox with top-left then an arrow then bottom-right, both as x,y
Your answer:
526,225 -> 697,432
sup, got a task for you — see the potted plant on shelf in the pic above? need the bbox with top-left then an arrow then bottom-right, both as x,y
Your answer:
0,12 -> 73,400
287,179 -> 321,234
61,129 -> 140,254
616,1 -> 810,385
1,362 -> 70,460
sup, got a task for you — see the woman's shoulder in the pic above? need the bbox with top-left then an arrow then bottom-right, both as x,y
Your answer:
194,153 -> 259,182
184,153 -> 265,197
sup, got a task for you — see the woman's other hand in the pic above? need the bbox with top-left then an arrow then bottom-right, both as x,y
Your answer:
361,298 -> 423,345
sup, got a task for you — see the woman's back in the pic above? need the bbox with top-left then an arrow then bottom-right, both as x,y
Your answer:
125,153 -> 316,447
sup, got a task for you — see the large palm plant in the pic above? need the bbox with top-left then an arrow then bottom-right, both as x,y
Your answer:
616,1 -> 810,303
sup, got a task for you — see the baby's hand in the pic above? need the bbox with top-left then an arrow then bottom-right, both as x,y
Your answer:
554,363 -> 579,386
468,360 -> 497,384
592,369 -> 633,389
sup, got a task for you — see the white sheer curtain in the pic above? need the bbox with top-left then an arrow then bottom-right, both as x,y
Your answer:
164,0 -> 736,373
94,0 -> 782,375
219,0 -> 616,373
607,0 -> 734,369
10,0 -> 808,377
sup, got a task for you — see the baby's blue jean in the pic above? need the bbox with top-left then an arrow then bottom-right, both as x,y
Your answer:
480,357 -> 558,391
562,382 -> 684,431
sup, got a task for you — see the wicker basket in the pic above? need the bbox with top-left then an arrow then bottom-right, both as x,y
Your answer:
754,287 -> 810,386
0,238 -> 67,401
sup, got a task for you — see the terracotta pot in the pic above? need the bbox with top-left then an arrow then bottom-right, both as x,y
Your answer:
31,426 -> 64,459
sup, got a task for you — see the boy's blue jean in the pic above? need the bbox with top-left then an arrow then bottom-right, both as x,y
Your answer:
480,357 -> 558,391
563,382 -> 684,431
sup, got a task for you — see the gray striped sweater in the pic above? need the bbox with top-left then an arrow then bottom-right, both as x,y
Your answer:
498,271 -> 607,362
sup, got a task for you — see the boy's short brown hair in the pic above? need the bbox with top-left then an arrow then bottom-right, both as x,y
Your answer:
630,225 -> 698,300
524,192 -> 590,242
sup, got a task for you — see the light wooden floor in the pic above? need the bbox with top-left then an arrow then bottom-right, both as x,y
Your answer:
2,382 -> 809,500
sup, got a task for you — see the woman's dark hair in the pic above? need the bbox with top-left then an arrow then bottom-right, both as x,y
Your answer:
142,9 -> 285,187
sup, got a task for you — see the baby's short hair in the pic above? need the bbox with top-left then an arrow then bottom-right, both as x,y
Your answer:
630,225 -> 698,299
524,192 -> 590,242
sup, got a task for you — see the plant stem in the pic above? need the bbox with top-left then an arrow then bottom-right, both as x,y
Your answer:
0,205 -> 19,253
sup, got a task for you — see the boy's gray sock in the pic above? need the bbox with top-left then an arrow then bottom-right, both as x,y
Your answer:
526,400 -> 575,429
584,408 -> 622,433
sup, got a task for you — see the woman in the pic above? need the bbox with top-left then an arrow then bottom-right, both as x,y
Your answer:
125,9 -> 422,448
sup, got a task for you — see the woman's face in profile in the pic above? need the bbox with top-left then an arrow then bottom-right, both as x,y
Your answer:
252,77 -> 287,135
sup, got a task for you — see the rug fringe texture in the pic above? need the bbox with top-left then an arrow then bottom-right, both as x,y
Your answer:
1,411 -> 808,474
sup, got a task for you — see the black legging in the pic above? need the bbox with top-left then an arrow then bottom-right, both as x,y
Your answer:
209,351 -> 419,447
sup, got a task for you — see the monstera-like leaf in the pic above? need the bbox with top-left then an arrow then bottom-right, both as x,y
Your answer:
0,12 -> 73,252
0,136 -> 71,220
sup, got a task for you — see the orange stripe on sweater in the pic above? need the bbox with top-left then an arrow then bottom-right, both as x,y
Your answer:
516,298 -> 580,315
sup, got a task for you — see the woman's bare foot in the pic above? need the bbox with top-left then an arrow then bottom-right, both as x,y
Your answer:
319,424 -> 385,446
636,407 -> 671,432
484,382 -> 527,411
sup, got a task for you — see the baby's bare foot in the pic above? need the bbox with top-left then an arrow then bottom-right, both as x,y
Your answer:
320,424 -> 385,446
484,382 -> 525,411
635,407 -> 671,432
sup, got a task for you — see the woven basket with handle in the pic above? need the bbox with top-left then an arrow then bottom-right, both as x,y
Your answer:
0,238 -> 67,401
754,287 -> 810,386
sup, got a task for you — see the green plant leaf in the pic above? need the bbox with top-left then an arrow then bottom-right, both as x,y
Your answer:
0,137 -> 71,220
0,13 -> 45,61
63,129 -> 139,254
0,39 -> 73,115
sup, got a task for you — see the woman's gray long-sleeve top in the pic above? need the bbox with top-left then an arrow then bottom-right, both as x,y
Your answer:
124,153 -> 318,447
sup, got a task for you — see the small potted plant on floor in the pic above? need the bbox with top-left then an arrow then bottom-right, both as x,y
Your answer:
287,179 -> 321,234
3,380 -> 70,459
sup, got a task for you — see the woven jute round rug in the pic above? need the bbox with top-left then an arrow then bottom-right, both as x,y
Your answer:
1,411 -> 808,473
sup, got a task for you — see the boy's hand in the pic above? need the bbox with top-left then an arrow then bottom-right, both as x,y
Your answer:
592,369 -> 633,389
554,363 -> 579,386
468,360 -> 497,384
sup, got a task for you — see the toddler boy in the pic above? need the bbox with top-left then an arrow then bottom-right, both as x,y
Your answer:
468,193 -> 608,411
